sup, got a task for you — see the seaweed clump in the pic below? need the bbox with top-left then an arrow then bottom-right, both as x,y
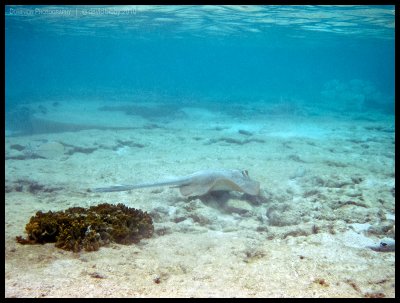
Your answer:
16,203 -> 154,252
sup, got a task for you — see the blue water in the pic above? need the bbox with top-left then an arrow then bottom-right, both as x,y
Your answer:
5,5 -> 395,134
5,6 -> 396,297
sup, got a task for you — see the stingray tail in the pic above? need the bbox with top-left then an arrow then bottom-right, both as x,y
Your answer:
92,185 -> 140,192
92,179 -> 189,193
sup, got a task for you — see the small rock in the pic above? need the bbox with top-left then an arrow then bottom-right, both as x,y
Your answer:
189,213 -> 212,226
36,141 -> 65,159
344,189 -> 362,198
289,166 -> 306,180
238,129 -> 253,136
153,275 -> 161,284
266,205 -> 303,226
89,272 -> 106,279
6,149 -> 26,160
224,199 -> 253,215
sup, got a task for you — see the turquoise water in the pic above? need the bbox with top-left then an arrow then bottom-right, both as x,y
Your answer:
5,5 -> 395,134
4,6 -> 396,297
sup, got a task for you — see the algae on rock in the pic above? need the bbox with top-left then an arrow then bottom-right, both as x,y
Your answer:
16,203 -> 154,252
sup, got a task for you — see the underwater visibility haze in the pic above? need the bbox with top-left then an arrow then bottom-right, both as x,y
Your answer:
5,5 -> 395,298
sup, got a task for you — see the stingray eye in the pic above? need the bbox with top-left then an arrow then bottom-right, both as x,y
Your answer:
242,170 -> 249,177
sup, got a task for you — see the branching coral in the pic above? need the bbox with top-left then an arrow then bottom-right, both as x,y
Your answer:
16,203 -> 154,252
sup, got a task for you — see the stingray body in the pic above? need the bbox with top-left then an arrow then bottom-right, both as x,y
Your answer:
93,169 -> 260,197
367,238 -> 395,252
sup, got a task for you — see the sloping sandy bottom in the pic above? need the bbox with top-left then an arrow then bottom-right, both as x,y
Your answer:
5,101 -> 395,298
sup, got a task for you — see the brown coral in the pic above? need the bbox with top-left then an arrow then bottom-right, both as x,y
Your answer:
16,203 -> 154,252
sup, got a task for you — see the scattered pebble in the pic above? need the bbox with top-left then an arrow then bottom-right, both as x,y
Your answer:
238,129 -> 253,136
89,272 -> 106,279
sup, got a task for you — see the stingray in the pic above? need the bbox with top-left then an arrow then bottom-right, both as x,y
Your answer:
93,169 -> 260,197
367,238 -> 395,252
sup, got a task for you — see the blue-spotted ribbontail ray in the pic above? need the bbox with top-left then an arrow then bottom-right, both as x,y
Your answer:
93,169 -> 260,197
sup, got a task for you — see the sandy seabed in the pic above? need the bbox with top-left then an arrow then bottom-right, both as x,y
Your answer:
5,101 -> 395,297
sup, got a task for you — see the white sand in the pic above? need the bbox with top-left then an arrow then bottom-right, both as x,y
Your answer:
5,101 -> 395,298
